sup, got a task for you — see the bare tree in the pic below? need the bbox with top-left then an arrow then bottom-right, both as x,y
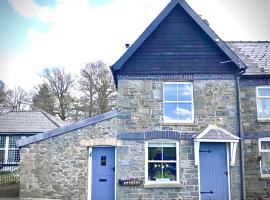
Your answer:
78,61 -> 116,117
41,67 -> 74,121
6,86 -> 29,111
0,80 -> 8,113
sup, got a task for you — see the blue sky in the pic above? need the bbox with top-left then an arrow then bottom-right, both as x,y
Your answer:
0,0 -> 270,91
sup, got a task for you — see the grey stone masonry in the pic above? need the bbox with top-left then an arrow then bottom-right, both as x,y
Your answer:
244,139 -> 270,199
19,117 -> 117,200
240,79 -> 270,199
117,75 -> 238,133
116,140 -> 199,200
116,75 -> 241,200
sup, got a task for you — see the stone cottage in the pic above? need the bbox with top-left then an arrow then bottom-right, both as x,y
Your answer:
17,0 -> 270,200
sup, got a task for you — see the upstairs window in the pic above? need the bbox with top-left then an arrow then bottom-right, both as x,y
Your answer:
163,82 -> 194,123
259,139 -> 270,177
256,86 -> 270,120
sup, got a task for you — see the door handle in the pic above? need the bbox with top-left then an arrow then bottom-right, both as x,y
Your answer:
111,167 -> 115,172
224,170 -> 228,176
200,190 -> 214,194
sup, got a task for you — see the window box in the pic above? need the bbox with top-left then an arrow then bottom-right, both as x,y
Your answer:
118,178 -> 143,186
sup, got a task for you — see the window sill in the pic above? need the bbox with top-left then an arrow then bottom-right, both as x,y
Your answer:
144,183 -> 183,188
257,119 -> 270,123
162,122 -> 197,126
260,175 -> 270,180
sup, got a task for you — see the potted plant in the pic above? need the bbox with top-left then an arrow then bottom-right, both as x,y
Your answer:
155,171 -> 171,182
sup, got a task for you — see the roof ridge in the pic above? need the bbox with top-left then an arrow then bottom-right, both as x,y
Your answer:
40,110 -> 64,127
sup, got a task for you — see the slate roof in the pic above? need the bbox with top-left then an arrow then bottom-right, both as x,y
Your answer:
227,41 -> 270,76
17,110 -> 118,147
193,124 -> 240,141
0,111 -> 66,134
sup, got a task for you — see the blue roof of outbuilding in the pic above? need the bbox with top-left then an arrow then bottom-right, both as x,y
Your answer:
111,0 -> 246,74
17,110 -> 118,147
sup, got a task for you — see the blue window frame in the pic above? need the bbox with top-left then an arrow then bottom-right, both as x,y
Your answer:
163,82 -> 194,123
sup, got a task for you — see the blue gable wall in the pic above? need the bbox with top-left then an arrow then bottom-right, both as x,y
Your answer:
118,4 -> 239,75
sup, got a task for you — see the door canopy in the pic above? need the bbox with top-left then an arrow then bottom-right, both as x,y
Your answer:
193,125 -> 240,166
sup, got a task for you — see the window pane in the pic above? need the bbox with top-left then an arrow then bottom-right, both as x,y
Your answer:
0,136 -> 5,148
164,84 -> 177,101
261,152 -> 270,175
178,83 -> 192,101
177,103 -> 192,121
163,147 -> 176,161
261,141 -> 270,150
9,136 -> 21,148
164,103 -> 178,121
148,146 -> 162,160
258,99 -> 270,119
0,150 -> 5,162
163,163 -> 177,181
8,149 -> 20,162
148,162 -> 162,181
258,88 -> 270,97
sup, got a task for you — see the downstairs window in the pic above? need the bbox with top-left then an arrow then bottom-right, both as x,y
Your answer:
259,138 -> 270,177
145,141 -> 179,184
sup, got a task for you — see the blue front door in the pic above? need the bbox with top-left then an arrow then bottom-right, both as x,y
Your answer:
200,143 -> 229,200
92,147 -> 115,200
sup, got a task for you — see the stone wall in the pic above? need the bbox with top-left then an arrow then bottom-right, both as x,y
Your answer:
19,117 -> 117,200
240,81 -> 270,132
117,75 -> 241,200
117,140 -> 199,200
240,79 -> 270,199
117,75 -> 238,133
244,139 -> 270,199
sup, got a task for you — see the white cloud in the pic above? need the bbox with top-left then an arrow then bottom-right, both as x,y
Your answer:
2,0 -> 170,90
3,0 -> 269,91
9,0 -> 54,22
173,107 -> 192,117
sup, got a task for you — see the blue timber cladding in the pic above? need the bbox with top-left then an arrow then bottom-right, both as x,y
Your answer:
118,4 -> 239,75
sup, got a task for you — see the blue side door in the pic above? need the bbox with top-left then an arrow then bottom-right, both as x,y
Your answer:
200,143 -> 229,200
92,147 -> 115,200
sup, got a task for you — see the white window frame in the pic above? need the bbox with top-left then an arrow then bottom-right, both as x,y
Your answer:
163,82 -> 194,123
256,86 -> 270,120
0,135 -> 25,163
258,138 -> 270,177
145,140 -> 179,185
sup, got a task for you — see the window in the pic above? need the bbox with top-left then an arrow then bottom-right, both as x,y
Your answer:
145,141 -> 179,183
259,139 -> 270,177
163,82 -> 194,123
0,136 -> 24,163
256,86 -> 270,120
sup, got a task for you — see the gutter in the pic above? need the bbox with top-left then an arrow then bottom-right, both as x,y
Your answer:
235,69 -> 246,200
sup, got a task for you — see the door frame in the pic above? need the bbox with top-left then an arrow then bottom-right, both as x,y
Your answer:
197,142 -> 231,200
87,146 -> 117,200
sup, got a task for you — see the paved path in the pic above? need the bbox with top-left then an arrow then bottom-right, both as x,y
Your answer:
0,198 -> 19,200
